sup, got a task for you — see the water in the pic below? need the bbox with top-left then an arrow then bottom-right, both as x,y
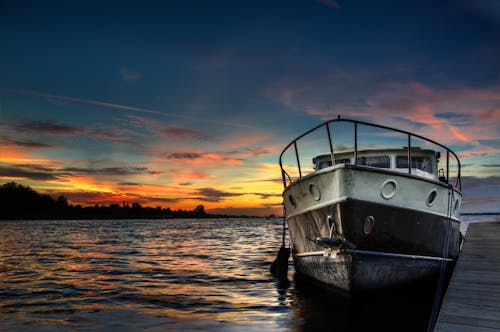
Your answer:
461,214 -> 499,234
0,217 -> 471,331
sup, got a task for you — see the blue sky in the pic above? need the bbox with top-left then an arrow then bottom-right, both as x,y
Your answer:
0,0 -> 499,215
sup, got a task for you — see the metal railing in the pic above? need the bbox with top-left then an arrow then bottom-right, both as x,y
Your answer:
278,117 -> 461,191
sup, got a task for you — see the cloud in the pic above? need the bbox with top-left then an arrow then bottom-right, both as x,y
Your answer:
88,131 -> 130,142
435,112 -> 474,127
172,169 -> 212,180
120,69 -> 141,83
2,88 -> 256,129
479,139 -> 500,149
0,137 -> 54,149
167,152 -> 202,159
301,83 -> 500,149
226,146 -> 272,157
163,126 -> 202,138
252,192 -> 282,199
129,115 -> 203,139
13,120 -> 84,135
0,163 -> 163,182
0,165 -> 59,181
165,150 -> 242,166
242,178 -> 283,184
195,187 -> 244,202
459,147 -> 500,158
245,147 -> 271,156
62,166 -> 162,176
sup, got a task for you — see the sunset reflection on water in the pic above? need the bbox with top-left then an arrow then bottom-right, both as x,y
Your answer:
0,219 -> 293,330
0,218 -> 438,331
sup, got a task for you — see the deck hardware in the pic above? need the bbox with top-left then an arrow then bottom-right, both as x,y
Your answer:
453,198 -> 460,215
327,215 -> 336,237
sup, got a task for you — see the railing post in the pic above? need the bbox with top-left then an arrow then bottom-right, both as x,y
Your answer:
294,141 -> 302,178
354,123 -> 358,165
446,150 -> 449,185
326,123 -> 334,166
408,134 -> 412,175
281,170 -> 287,188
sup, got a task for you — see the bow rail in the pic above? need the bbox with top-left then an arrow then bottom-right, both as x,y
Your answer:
278,117 -> 461,191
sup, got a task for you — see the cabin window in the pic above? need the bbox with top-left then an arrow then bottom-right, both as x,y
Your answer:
356,156 -> 390,168
335,158 -> 351,165
317,160 -> 332,170
396,156 -> 433,173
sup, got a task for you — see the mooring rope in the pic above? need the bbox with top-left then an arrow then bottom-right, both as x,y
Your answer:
281,208 -> 286,247
427,186 -> 453,331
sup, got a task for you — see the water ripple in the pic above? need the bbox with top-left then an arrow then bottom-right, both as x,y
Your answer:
0,218 -> 440,331
0,219 -> 294,330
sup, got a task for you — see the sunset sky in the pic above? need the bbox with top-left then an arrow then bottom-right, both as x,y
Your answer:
1,0 -> 499,216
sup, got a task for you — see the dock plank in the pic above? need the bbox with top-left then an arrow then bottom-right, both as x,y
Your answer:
436,322 -> 500,332
435,221 -> 500,332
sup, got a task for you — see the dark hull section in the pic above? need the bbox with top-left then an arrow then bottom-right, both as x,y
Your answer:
294,252 -> 446,293
287,199 -> 460,293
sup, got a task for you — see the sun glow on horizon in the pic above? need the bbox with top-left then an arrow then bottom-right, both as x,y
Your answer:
0,1 -> 499,214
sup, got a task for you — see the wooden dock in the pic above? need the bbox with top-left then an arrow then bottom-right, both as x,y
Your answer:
434,221 -> 500,331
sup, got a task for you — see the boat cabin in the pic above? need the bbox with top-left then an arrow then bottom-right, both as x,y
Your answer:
312,148 -> 440,180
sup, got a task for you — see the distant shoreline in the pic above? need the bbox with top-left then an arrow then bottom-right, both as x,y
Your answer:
0,215 -> 274,223
0,182 -> 272,220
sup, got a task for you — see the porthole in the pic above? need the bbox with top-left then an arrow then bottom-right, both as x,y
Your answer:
381,179 -> 398,200
289,194 -> 297,208
363,216 -> 375,235
426,189 -> 438,206
309,183 -> 321,201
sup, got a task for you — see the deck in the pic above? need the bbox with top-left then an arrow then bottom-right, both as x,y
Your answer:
434,221 -> 500,331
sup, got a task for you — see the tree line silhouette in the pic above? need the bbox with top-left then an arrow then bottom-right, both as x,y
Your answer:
0,182 -> 239,220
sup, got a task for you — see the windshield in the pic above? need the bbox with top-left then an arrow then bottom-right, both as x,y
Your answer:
357,156 -> 390,168
396,156 -> 433,173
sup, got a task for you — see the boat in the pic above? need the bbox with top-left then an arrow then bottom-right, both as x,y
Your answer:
278,117 -> 462,293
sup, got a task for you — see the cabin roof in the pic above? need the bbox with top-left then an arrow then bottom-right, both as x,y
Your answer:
313,148 -> 437,160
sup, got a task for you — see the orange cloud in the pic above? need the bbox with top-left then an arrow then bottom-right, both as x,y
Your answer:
305,83 -> 499,148
449,126 -> 470,143
171,169 -> 212,181
165,150 -> 242,166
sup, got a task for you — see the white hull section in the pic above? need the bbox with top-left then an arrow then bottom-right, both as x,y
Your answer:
284,164 -> 461,222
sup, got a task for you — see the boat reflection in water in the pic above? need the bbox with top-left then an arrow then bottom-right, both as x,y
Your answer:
286,273 -> 436,331
279,117 -> 462,293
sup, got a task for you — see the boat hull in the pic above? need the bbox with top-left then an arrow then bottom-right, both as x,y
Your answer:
278,118 -> 463,294
287,193 -> 460,293
293,251 -> 445,293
